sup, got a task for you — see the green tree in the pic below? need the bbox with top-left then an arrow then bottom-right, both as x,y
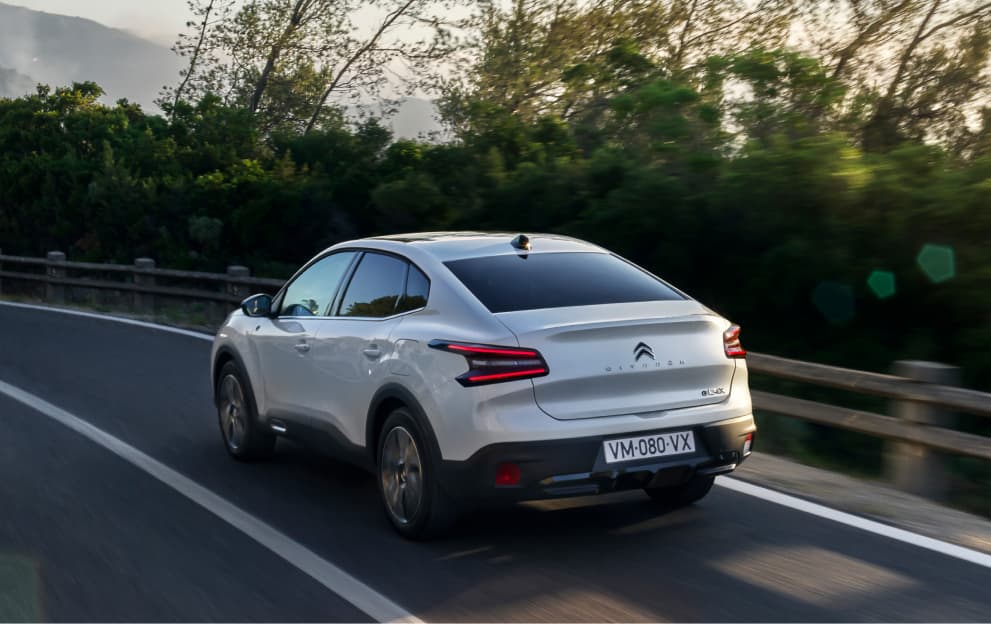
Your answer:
800,0 -> 991,152
440,0 -> 791,135
167,0 -> 471,134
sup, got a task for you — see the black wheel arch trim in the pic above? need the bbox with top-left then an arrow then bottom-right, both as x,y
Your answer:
366,382 -> 443,468
212,346 -> 256,409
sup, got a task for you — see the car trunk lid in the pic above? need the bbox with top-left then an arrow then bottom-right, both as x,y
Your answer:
496,300 -> 737,420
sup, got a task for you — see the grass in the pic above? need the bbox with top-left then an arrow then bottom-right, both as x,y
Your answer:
0,293 -> 224,334
754,410 -> 884,479
754,409 -> 991,519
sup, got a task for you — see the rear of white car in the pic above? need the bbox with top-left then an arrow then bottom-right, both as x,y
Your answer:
212,232 -> 756,538
380,237 -> 755,506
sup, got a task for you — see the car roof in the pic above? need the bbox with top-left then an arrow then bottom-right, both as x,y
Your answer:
343,231 -> 606,262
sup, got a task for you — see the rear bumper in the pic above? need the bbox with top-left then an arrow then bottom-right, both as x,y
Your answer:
437,414 -> 755,504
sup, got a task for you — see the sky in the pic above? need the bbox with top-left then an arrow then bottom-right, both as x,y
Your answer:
0,0 -> 448,133
2,1 -> 430,47
5,0 -> 192,45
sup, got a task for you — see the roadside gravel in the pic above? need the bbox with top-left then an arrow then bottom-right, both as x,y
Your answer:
736,451 -> 991,555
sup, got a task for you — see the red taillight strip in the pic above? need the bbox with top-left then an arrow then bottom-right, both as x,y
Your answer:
465,368 -> 548,383
724,324 -> 746,358
429,339 -> 550,386
444,344 -> 539,358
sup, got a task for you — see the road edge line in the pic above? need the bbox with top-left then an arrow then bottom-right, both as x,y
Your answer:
0,300 -> 214,341
0,378 -> 421,623
717,476 -> 991,569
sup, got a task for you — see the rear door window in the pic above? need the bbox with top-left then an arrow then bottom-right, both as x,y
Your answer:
444,252 -> 683,313
337,252 -> 409,318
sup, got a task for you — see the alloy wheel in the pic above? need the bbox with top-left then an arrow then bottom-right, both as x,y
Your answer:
219,374 -> 247,451
380,426 -> 423,525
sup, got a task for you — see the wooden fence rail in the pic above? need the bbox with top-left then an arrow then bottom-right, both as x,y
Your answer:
0,250 -> 988,501
0,251 -> 283,307
747,353 -> 991,417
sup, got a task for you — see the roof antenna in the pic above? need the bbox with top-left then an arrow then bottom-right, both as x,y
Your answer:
511,234 -> 531,252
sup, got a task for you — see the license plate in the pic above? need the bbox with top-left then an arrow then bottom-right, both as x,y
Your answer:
603,430 -> 695,464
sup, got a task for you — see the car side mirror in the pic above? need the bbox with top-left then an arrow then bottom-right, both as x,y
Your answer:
241,293 -> 273,318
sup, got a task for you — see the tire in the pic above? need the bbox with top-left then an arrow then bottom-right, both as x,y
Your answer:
216,361 -> 276,461
644,474 -> 715,508
377,408 -> 457,540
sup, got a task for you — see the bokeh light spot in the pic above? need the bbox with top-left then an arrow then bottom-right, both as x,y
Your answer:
916,244 -> 955,283
866,270 -> 896,299
0,555 -> 42,621
812,281 -> 855,324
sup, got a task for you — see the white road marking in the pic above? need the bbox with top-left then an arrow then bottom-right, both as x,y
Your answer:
0,379 -> 420,624
717,477 -> 991,569
3,301 -> 990,572
0,301 -> 214,341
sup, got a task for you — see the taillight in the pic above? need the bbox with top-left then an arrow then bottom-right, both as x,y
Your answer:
429,340 -> 549,386
724,324 -> 746,358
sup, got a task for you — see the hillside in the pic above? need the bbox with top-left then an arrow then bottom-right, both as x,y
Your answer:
0,3 -> 443,134
0,2 -> 180,109
0,65 -> 35,98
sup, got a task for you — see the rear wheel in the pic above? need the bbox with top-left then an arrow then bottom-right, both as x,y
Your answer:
377,408 -> 456,539
644,474 -> 714,508
216,361 -> 275,461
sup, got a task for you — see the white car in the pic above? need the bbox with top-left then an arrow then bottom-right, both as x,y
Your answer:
211,232 -> 755,538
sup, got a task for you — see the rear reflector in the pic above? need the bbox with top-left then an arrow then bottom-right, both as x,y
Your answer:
724,324 -> 746,358
743,432 -> 753,455
429,340 -> 549,387
495,462 -> 521,486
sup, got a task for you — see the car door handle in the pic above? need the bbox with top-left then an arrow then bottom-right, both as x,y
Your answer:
294,342 -> 311,353
362,346 -> 382,359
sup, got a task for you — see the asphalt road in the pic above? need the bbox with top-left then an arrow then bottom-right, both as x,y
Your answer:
0,302 -> 988,622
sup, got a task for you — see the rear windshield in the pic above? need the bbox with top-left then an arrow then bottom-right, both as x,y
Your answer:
444,252 -> 684,313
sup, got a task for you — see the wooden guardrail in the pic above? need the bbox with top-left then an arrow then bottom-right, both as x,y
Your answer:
748,353 -> 991,417
748,354 -> 990,499
1,250 -> 988,501
0,250 -> 283,312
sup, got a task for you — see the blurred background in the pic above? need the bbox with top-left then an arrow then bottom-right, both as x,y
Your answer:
0,0 -> 989,514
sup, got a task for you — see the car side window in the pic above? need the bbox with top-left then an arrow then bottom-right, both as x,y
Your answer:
397,265 -> 430,313
337,252 -> 409,318
279,252 -> 356,317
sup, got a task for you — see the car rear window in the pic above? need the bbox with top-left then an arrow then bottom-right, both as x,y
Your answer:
444,252 -> 684,313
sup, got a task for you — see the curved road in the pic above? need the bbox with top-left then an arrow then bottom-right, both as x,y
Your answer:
0,302 -> 988,622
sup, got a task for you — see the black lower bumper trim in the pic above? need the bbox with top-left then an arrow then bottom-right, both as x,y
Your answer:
438,415 -> 755,504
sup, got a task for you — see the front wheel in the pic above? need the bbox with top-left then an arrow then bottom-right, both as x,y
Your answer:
644,474 -> 715,508
216,361 -> 275,461
377,408 -> 456,539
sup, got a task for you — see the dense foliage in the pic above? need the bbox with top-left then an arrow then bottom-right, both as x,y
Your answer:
1,0 -> 990,395
1,70 -> 989,392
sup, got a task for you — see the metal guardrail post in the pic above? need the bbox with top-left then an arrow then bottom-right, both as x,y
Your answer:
45,251 -> 66,304
887,360 -> 960,500
226,266 -> 251,302
134,258 -> 156,315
